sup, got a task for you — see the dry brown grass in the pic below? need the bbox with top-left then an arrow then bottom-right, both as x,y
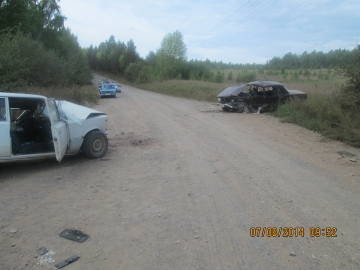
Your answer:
14,85 -> 99,104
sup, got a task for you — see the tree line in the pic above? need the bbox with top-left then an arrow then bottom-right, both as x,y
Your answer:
87,30 -> 250,83
265,49 -> 357,70
86,31 -> 357,85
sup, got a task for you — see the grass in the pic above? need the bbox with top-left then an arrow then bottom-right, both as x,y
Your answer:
273,95 -> 360,147
12,84 -> 99,105
136,80 -> 234,102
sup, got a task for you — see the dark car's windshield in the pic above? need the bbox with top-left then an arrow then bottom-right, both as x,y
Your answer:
217,84 -> 247,97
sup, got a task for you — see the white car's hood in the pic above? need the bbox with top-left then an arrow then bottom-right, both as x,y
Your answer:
57,101 -> 106,126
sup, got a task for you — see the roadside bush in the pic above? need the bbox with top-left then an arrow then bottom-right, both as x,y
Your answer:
335,45 -> 360,109
138,66 -> 155,83
236,72 -> 256,83
189,69 -> 199,80
274,94 -> 360,147
14,85 -> 98,104
214,69 -> 224,83
266,70 -> 279,76
304,69 -> 311,79
124,63 -> 143,82
0,31 -> 63,88
0,30 -> 91,89
291,71 -> 299,80
242,72 -> 256,82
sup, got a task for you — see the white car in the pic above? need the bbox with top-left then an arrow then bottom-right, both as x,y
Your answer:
0,92 -> 109,163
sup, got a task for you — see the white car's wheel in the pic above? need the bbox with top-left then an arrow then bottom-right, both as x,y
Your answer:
82,131 -> 108,159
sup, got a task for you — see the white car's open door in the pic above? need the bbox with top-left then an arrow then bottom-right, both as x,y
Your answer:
46,98 -> 69,162
0,97 -> 11,157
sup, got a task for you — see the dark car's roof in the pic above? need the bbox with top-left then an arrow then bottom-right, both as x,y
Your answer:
248,81 -> 283,87
217,84 -> 247,97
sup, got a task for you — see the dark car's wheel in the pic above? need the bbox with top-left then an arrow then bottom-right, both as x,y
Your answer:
238,101 -> 245,113
82,131 -> 108,159
222,107 -> 230,112
238,101 -> 252,113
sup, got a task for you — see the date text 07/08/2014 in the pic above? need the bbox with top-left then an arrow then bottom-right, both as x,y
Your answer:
249,227 -> 337,237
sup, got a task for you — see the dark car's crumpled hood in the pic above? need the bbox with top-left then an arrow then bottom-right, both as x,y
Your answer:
217,84 -> 247,98
288,89 -> 306,95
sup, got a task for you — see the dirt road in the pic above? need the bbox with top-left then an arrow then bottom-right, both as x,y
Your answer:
1,75 -> 360,269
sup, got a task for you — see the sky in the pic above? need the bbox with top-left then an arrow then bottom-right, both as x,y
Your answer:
60,0 -> 360,64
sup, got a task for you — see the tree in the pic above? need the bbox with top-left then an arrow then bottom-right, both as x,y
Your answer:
214,69 -> 224,83
124,63 -> 143,82
158,30 -> 187,80
159,30 -> 187,61
0,0 -> 66,51
125,39 -> 139,64
145,51 -> 157,66
335,45 -> 360,108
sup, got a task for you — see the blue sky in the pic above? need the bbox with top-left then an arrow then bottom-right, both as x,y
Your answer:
60,0 -> 360,64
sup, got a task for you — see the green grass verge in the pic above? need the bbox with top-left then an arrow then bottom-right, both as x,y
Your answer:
11,85 -> 99,104
274,95 -> 360,147
136,80 -> 232,102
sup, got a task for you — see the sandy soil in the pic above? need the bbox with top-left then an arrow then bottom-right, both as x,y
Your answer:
1,74 -> 360,270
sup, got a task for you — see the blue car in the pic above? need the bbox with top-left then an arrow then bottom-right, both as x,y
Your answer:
99,83 -> 116,98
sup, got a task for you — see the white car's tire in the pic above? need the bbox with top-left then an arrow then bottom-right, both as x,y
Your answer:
82,131 -> 108,159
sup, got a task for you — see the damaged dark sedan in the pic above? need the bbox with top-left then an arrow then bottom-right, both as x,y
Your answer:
217,81 -> 307,113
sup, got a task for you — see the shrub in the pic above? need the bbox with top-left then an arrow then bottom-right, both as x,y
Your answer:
0,30 -> 91,89
0,31 -> 64,88
242,72 -> 256,82
124,63 -> 143,82
138,66 -> 154,83
335,45 -> 360,108
235,72 -> 256,83
291,71 -> 299,80
214,69 -> 224,83
266,70 -> 279,76
274,93 -> 360,147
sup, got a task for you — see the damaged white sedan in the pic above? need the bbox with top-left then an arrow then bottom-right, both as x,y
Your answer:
0,92 -> 108,163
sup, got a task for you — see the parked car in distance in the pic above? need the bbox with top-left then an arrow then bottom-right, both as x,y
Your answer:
98,79 -> 110,90
217,81 -> 307,113
99,83 -> 117,98
0,92 -> 109,163
115,84 -> 121,93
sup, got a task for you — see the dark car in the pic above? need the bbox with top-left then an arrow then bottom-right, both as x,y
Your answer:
217,81 -> 307,113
